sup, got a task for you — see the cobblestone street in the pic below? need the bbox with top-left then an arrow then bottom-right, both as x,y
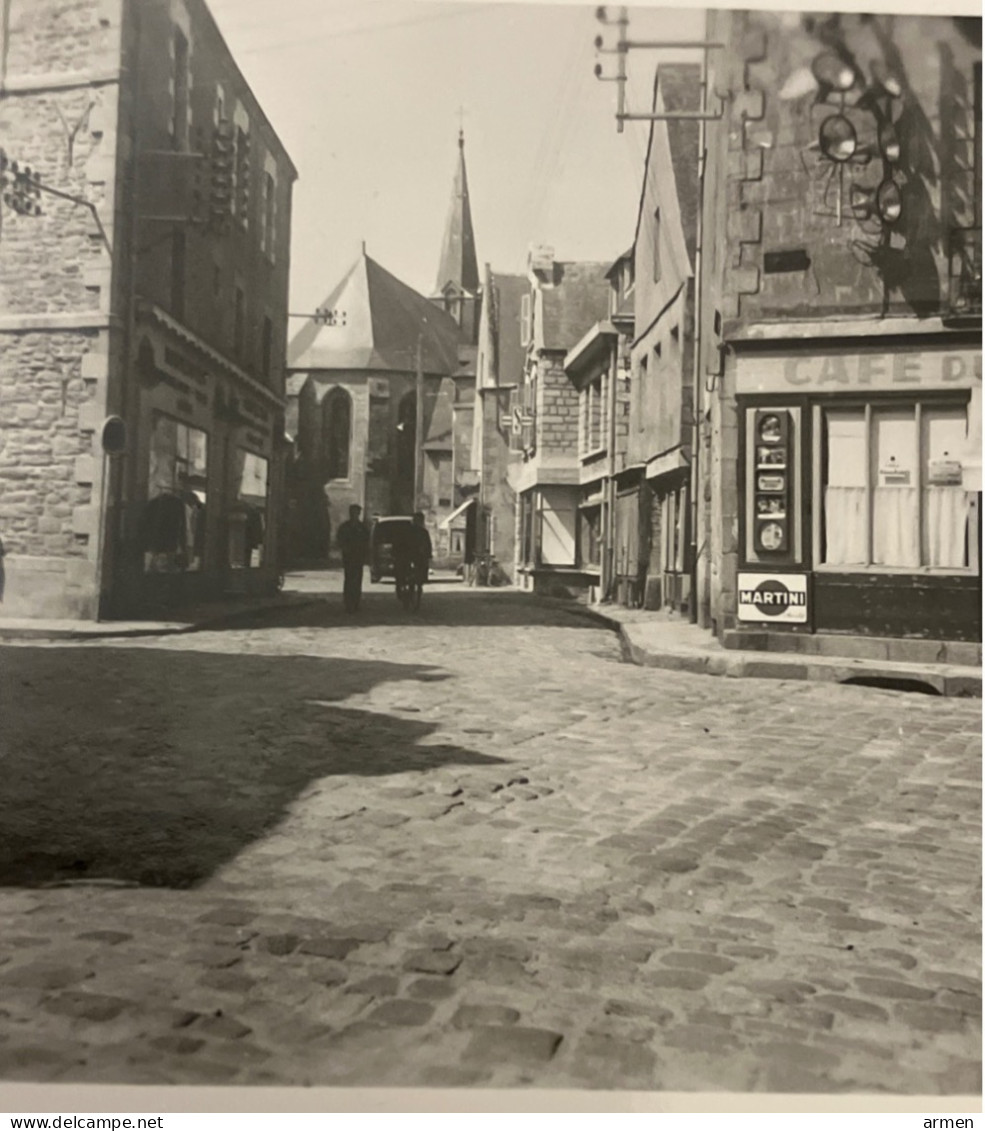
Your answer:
0,581 -> 980,1096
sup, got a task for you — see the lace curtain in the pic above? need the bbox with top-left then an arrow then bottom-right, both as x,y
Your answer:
823,485 -> 970,568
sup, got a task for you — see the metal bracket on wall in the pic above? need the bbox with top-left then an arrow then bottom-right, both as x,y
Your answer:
38,179 -> 112,256
595,7 -> 726,132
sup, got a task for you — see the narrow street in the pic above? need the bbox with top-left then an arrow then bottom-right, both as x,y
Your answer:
0,580 -> 980,1094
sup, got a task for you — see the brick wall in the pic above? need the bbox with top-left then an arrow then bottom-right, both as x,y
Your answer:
535,353 -> 579,457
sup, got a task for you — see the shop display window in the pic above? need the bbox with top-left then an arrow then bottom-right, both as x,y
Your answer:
229,450 -> 268,569
820,401 -> 976,571
141,415 -> 208,573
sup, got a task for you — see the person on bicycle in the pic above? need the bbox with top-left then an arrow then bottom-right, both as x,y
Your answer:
393,512 -> 432,600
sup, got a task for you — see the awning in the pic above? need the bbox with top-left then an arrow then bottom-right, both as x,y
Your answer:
439,496 -> 477,529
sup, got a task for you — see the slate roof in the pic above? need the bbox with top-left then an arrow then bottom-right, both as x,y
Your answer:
539,261 -> 612,351
434,133 -> 480,296
491,273 -> 529,385
287,251 -> 462,375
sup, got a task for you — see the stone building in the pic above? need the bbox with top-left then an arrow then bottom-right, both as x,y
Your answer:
286,133 -> 482,569
620,64 -> 701,615
285,249 -> 467,563
0,0 -> 296,620
470,265 -> 528,583
510,250 -> 612,595
563,249 -> 633,604
697,10 -> 981,657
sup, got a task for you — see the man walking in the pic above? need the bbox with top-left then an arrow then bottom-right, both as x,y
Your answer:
336,504 -> 370,612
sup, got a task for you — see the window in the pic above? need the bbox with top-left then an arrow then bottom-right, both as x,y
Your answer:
172,27 -> 189,151
634,355 -> 647,432
233,286 -> 245,357
580,506 -> 601,568
437,453 -> 453,507
261,316 -> 272,379
261,170 -> 276,258
581,377 -> 604,455
820,400 -> 976,570
322,386 -> 352,480
170,229 -> 186,320
652,208 -> 661,283
235,125 -> 250,227
229,451 -> 268,568
143,414 -> 207,573
520,293 -> 532,346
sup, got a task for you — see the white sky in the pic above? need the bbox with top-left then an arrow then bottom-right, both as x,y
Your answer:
206,0 -> 981,319
204,0 -> 708,314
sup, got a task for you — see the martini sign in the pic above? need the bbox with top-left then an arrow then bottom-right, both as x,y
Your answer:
738,572 -> 809,624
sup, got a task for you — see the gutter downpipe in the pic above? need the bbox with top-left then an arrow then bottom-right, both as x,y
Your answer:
605,330 -> 618,600
688,55 -> 708,625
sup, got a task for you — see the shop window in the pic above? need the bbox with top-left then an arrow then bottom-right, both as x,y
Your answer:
229,450 -> 268,569
140,414 -> 207,573
820,401 -> 976,570
322,386 -> 351,480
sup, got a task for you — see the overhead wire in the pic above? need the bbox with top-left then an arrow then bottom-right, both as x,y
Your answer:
232,2 -> 499,55
515,16 -> 584,264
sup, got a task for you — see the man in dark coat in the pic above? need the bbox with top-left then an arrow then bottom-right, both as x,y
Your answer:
336,504 -> 370,612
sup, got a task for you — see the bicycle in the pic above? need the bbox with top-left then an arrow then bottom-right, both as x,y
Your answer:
395,559 -> 425,611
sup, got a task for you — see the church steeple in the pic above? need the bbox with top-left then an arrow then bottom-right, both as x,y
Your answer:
434,129 -> 479,298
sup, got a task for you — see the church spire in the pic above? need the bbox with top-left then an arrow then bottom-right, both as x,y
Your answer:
434,129 -> 479,297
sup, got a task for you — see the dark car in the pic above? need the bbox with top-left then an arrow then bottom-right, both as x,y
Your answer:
369,516 -> 414,583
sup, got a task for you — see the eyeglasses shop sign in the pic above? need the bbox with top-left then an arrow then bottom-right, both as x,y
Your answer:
738,573 -> 809,624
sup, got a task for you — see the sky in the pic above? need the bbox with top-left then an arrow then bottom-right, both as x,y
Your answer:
204,0 -> 708,316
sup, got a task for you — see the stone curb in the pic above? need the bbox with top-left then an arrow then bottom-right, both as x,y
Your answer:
542,598 -> 982,699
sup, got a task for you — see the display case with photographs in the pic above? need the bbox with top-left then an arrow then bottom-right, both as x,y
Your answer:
753,411 -> 791,554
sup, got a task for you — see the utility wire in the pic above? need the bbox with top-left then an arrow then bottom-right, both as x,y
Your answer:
233,3 -> 499,55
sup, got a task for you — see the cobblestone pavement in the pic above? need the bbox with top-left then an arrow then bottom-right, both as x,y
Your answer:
0,583 -> 980,1095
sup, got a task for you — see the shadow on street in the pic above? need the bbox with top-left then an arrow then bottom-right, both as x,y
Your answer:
0,645 -> 506,890
222,584 -> 602,633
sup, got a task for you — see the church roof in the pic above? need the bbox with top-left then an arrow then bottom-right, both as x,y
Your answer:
287,250 -> 462,375
433,131 -> 480,297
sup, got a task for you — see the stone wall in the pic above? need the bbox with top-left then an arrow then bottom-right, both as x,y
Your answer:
0,0 -> 124,618
710,10 -> 981,327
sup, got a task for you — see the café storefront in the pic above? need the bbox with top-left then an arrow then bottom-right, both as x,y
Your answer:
733,336 -> 981,648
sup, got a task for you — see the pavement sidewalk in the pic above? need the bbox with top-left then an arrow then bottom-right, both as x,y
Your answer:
0,568 -> 466,642
567,601 -> 982,699
0,590 -> 326,642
